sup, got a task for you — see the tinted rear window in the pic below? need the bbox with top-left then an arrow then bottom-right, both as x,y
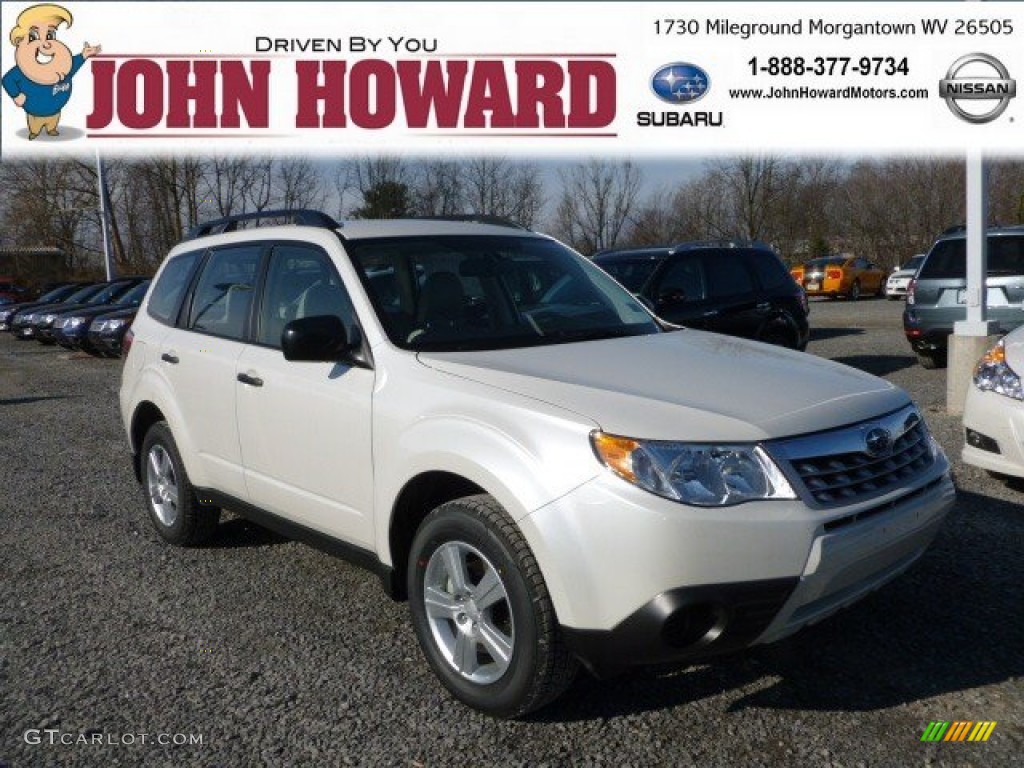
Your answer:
918,236 -> 1024,279
743,250 -> 793,290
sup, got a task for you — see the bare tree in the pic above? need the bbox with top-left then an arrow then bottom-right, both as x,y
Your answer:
274,157 -> 327,211
413,159 -> 463,216
554,159 -> 642,253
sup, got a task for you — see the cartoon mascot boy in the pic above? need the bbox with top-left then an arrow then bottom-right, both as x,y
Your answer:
3,4 -> 101,139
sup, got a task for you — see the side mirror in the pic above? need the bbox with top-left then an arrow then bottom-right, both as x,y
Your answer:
281,315 -> 357,362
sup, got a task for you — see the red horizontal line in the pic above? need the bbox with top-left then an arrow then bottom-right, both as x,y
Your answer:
427,132 -> 618,138
93,53 -> 615,60
94,54 -> 280,59
437,53 -> 616,58
87,133 -> 292,139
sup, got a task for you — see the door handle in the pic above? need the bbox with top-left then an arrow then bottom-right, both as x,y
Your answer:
161,352 -> 179,364
702,309 -> 720,318
237,372 -> 264,387
756,302 -> 772,311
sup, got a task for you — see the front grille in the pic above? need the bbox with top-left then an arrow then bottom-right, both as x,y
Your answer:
768,405 -> 936,508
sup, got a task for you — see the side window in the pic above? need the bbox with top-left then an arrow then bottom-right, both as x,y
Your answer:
854,258 -> 869,269
257,244 -> 355,348
188,245 -> 262,340
148,250 -> 202,325
703,253 -> 755,299
656,256 -> 705,303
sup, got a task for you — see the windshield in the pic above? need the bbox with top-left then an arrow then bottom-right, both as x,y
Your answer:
37,285 -> 76,302
345,235 -> 659,351
87,281 -> 133,304
804,256 -> 846,268
919,236 -> 1024,279
64,284 -> 103,303
115,281 -> 151,306
903,254 -> 925,272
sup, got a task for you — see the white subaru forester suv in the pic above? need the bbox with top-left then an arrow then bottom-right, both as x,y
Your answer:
120,211 -> 955,717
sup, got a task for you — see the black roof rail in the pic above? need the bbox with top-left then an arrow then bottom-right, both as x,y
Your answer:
186,209 -> 341,240
411,214 -> 529,230
940,224 -> 966,236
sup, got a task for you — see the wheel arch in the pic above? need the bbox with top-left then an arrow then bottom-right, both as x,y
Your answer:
386,471 -> 493,601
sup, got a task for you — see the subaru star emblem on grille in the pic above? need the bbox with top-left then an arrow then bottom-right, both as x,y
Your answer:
864,428 -> 893,458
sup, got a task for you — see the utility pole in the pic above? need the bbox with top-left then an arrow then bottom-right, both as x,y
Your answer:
95,150 -> 115,280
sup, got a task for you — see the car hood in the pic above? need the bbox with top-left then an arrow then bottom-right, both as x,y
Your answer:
418,330 -> 910,442
94,307 -> 137,321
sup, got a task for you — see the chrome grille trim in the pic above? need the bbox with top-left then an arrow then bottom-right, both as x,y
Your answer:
765,404 -> 936,508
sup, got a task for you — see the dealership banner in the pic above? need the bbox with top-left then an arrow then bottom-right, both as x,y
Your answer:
0,1 -> 1021,156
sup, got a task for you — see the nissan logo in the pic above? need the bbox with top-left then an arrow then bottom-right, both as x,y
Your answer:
864,428 -> 893,458
939,53 -> 1016,124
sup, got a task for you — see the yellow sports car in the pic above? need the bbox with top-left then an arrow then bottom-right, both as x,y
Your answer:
791,255 -> 886,300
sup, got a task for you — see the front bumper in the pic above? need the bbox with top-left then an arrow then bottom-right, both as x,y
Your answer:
523,457 -> 954,677
962,387 -> 1024,479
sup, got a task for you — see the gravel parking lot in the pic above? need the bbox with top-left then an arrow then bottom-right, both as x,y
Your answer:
1,297 -> 1021,767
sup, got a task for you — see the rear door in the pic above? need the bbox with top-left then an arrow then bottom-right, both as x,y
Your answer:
698,250 -> 763,340
158,243 -> 262,499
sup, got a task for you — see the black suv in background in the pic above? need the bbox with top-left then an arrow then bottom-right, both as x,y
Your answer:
904,226 -> 1024,368
593,242 -> 809,350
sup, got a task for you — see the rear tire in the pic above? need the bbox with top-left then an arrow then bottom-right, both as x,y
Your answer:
140,422 -> 220,546
916,352 -> 944,370
849,281 -> 861,301
408,495 -> 577,718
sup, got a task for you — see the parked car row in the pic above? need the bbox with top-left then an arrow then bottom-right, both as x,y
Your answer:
0,278 -> 148,357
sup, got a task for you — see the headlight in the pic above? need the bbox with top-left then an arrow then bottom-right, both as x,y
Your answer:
974,339 -> 1023,400
105,318 -> 128,329
67,317 -> 86,328
591,432 -> 796,506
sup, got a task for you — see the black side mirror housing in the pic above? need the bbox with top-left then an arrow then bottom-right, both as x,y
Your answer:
282,315 -> 360,363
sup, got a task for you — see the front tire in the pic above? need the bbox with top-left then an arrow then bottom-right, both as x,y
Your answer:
408,495 -> 577,718
140,422 -> 220,546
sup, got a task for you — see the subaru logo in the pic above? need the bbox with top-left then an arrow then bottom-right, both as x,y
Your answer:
651,62 -> 710,105
939,53 -> 1016,124
865,428 -> 893,458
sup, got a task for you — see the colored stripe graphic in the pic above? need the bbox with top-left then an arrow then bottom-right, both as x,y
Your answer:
921,721 -> 950,742
944,721 -> 972,741
921,721 -> 997,742
968,722 -> 997,742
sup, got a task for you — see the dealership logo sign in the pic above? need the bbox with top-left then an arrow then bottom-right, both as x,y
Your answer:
650,62 -> 710,105
939,53 -> 1016,124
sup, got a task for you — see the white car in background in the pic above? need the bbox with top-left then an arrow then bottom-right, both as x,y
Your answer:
963,326 -> 1024,478
885,254 -> 926,300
